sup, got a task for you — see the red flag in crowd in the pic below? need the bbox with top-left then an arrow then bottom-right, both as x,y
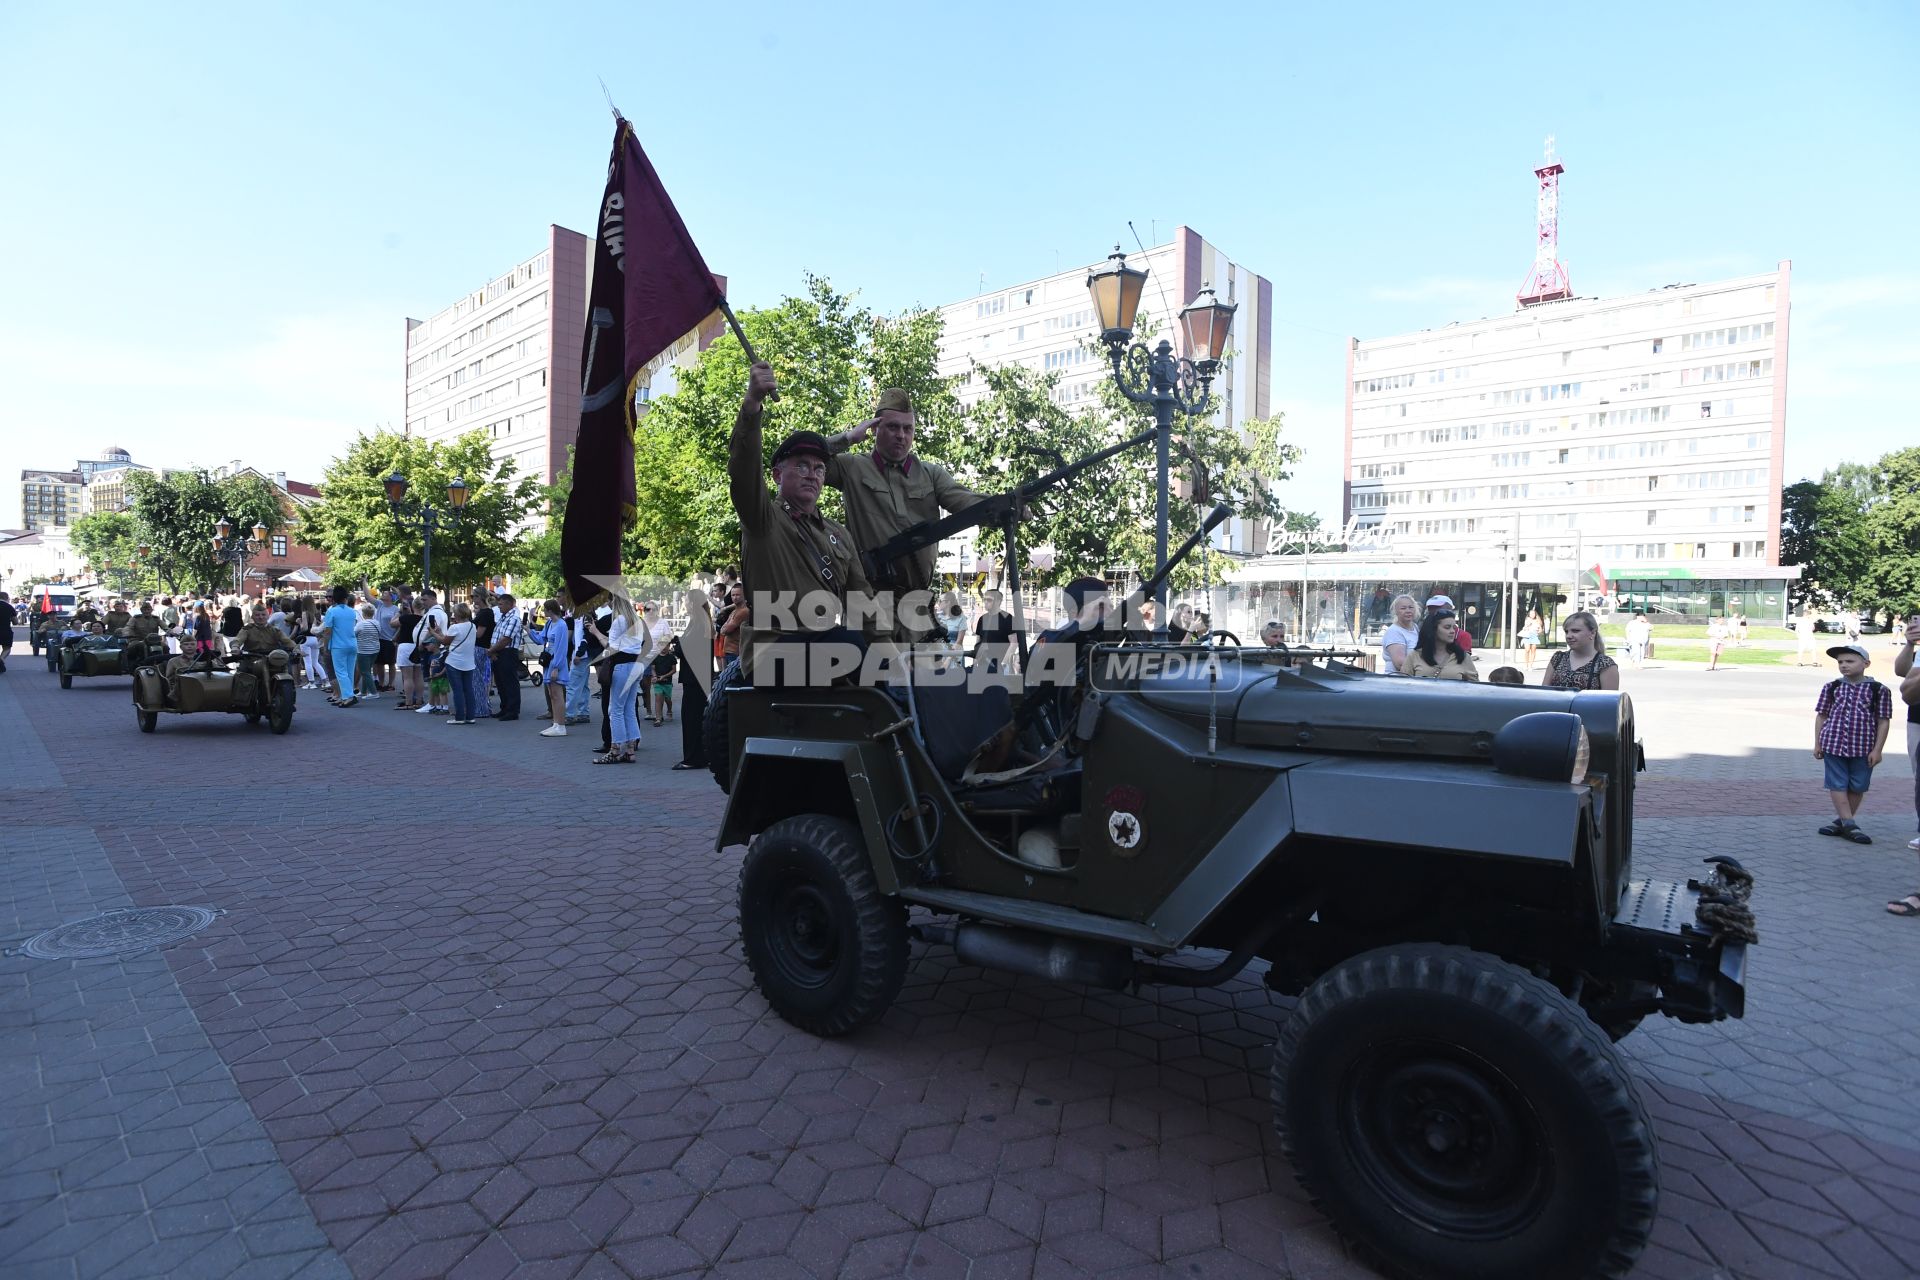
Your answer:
561,115 -> 727,609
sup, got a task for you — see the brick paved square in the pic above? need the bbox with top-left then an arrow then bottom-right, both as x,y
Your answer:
3,652 -> 1916,1278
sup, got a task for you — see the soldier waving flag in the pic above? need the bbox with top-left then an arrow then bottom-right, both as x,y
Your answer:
560,113 -> 731,610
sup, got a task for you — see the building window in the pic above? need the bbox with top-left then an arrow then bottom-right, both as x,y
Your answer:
1700,401 -> 1712,418
1652,337 -> 1663,354
271,535 -> 288,557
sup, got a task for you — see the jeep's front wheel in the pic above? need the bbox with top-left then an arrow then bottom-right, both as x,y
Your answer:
739,815 -> 907,1037
1272,944 -> 1657,1280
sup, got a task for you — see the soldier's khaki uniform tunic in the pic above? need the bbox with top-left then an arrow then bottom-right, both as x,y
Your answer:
235,623 -> 295,656
822,449 -> 983,640
729,403 -> 871,676
124,614 -> 161,641
104,609 -> 131,632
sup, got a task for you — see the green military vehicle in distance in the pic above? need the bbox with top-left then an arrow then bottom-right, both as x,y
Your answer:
709,505 -> 1754,1280
35,613 -> 73,669
55,631 -> 148,688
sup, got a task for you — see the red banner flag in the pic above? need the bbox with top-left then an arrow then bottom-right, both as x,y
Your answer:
561,116 -> 726,609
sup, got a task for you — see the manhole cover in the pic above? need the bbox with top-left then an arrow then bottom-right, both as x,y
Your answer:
9,906 -> 223,960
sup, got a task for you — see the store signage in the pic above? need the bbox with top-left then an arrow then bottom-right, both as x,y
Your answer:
1271,513 -> 1397,555
1607,567 -> 1698,581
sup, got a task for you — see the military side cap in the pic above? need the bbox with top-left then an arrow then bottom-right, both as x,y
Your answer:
875,387 -> 913,416
771,430 -> 831,465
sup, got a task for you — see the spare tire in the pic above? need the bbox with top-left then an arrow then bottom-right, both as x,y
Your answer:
704,657 -> 745,792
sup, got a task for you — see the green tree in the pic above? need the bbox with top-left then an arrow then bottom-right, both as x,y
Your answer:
1084,311 -> 1297,584
944,359 -> 1155,585
1858,446 -> 1920,623
626,276 -> 956,581
301,430 -> 541,594
518,450 -> 652,600
69,511 -> 158,594
126,470 -> 284,596
1779,473 -> 1873,610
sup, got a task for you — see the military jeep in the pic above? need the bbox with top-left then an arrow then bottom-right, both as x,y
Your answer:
709,510 -> 1752,1280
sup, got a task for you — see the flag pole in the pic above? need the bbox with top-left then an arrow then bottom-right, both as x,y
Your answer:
717,298 -> 777,401
717,298 -> 758,364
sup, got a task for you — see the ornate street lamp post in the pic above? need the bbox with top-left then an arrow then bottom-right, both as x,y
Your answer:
100,554 -> 139,597
1086,247 -> 1237,630
210,518 -> 269,598
383,474 -> 471,593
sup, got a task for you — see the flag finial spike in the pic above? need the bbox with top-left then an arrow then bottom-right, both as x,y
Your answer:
597,76 -> 621,121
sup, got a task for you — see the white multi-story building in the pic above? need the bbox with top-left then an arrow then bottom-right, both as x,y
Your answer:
936,226 -> 1274,555
1343,264 -> 1798,618
19,447 -> 149,531
0,528 -> 77,589
84,463 -> 147,516
403,227 -> 591,487
19,469 -> 82,532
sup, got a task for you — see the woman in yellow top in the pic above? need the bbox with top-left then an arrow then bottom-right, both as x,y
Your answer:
1400,608 -> 1480,681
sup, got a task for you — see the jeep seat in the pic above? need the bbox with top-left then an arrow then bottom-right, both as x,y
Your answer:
910,680 -> 1016,781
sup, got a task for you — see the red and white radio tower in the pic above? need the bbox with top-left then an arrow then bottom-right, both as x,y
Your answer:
1516,135 -> 1571,308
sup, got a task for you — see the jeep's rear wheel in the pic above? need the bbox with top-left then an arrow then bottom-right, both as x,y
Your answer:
1273,944 -> 1657,1280
137,708 -> 157,733
703,657 -> 744,792
739,815 -> 907,1037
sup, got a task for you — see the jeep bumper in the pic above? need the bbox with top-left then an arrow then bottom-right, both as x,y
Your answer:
1608,877 -> 1749,1022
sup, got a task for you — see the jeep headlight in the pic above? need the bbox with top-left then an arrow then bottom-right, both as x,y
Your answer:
1491,712 -> 1591,783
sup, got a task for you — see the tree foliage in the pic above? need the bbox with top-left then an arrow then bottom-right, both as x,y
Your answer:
1090,310 -> 1298,552
69,511 -> 159,593
1781,449 -> 1920,621
301,430 -> 541,593
1780,477 -> 1872,609
939,314 -> 1300,589
1858,447 -> 1920,621
125,470 -> 284,596
627,275 -> 956,582
606,279 -> 1302,592
943,359 -> 1154,586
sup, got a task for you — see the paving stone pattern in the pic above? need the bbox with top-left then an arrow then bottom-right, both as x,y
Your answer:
0,677 -> 347,1279
2,653 -> 1917,1278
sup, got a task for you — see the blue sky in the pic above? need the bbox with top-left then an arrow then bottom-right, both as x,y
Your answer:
2,1 -> 1914,530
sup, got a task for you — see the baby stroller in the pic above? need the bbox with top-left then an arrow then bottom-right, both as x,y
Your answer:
519,624 -> 546,686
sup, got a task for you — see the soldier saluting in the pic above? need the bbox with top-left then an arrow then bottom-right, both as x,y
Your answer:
823,388 -> 985,641
729,362 -> 872,675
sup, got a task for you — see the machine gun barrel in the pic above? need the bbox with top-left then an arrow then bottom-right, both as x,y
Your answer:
1131,503 -> 1233,613
859,427 -> 1157,587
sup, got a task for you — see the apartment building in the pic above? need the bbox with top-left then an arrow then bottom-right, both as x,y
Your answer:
1344,264 -> 1799,617
403,228 -> 591,486
936,227 -> 1274,555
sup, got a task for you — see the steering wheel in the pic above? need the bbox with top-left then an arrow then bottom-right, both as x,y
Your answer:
1198,629 -> 1241,647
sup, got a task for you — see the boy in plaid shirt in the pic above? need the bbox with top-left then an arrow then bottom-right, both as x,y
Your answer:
1815,642 -> 1893,844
